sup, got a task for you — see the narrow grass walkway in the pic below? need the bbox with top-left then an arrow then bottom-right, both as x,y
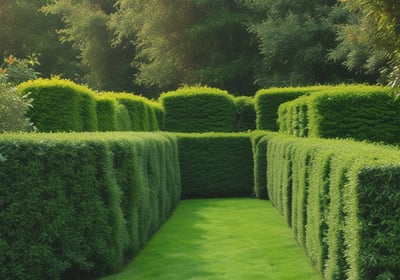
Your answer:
102,198 -> 321,280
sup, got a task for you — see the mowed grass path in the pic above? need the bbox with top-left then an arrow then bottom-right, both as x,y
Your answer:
102,198 -> 321,280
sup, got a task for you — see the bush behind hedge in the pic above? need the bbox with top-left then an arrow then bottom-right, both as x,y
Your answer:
0,132 -> 181,280
160,87 -> 236,132
258,133 -> 400,279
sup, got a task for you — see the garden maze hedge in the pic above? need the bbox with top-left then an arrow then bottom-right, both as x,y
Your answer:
0,132 -> 180,279
2,82 -> 400,279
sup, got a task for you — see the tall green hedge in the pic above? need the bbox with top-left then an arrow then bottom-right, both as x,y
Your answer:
18,78 -> 98,132
101,93 -> 160,132
95,96 -> 119,131
0,132 -> 181,280
255,86 -> 330,131
258,133 -> 400,279
278,85 -> 400,143
176,133 -> 254,198
160,87 -> 236,132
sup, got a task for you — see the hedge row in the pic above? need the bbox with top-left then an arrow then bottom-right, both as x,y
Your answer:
159,87 -> 256,132
257,133 -> 400,279
255,86 -> 330,131
176,133 -> 254,198
0,132 -> 181,280
278,85 -> 400,143
17,78 -> 163,132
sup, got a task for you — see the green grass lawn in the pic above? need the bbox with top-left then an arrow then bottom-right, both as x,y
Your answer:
101,198 -> 321,280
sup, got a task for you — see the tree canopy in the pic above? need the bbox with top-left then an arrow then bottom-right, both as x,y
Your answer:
1,0 -> 399,96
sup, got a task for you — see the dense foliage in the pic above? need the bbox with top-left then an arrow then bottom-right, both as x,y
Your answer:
278,85 -> 400,143
3,0 -> 397,96
176,133 -> 254,198
257,133 -> 400,279
0,132 -> 181,279
160,86 -> 236,133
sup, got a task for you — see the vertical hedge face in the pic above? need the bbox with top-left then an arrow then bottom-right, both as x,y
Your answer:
255,86 -> 329,131
95,96 -> 119,131
261,133 -> 400,279
159,87 -> 236,132
176,133 -> 254,198
0,132 -> 181,280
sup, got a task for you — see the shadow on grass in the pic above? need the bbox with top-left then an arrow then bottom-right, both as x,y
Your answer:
101,198 -> 321,280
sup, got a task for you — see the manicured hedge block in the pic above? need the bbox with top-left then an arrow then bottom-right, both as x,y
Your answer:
101,93 -> 160,132
160,87 -> 236,132
17,78 -> 98,132
278,85 -> 400,143
235,96 -> 256,131
0,132 -> 181,280
255,86 -> 330,131
176,133 -> 254,198
95,96 -> 119,131
260,133 -> 400,279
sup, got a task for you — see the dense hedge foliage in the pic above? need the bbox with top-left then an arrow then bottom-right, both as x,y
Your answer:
159,87 -> 236,132
100,92 -> 160,132
255,86 -> 330,131
234,96 -> 256,131
256,133 -> 400,279
18,78 -> 98,132
251,132 -> 269,199
0,132 -> 181,280
176,133 -> 254,198
278,85 -> 400,143
17,78 -> 163,132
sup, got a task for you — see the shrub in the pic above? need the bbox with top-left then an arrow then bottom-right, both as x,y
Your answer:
17,78 -> 98,132
0,132 -> 181,279
176,133 -> 254,198
235,96 -> 256,131
255,86 -> 330,131
278,85 -> 400,143
0,77 -> 33,132
261,133 -> 400,279
160,86 -> 236,132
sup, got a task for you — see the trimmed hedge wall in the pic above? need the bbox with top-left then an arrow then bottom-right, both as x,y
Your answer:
17,78 -> 163,132
255,86 -> 331,131
176,133 -> 254,198
18,78 -> 98,132
278,85 -> 400,143
100,92 -> 160,132
0,132 -> 181,280
257,133 -> 400,279
159,87 -> 236,132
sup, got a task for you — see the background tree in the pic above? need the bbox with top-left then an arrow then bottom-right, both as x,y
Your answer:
241,0 -> 363,87
111,0 -> 260,95
0,0 -> 81,80
42,0 -> 138,92
329,0 -> 400,91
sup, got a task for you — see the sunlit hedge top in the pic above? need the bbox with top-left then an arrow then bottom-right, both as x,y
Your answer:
159,86 -> 236,132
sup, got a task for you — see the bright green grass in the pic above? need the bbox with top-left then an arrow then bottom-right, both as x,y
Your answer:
101,198 -> 321,280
